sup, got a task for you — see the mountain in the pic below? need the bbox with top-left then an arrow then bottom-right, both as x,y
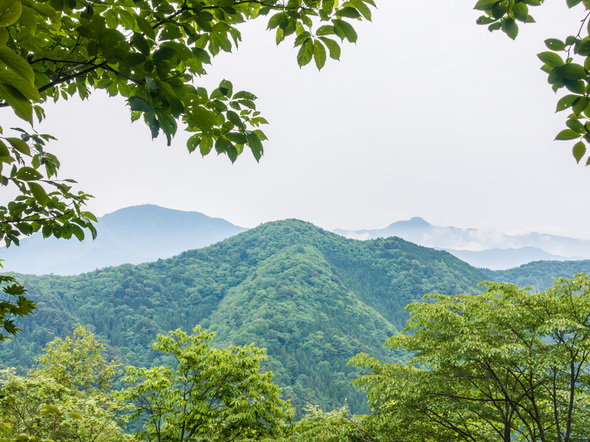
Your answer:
0,219 -> 487,414
446,247 -> 574,270
335,217 -> 590,269
483,260 -> 590,291
0,205 -> 246,275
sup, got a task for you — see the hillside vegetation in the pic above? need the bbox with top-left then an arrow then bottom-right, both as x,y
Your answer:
1,219 -> 486,413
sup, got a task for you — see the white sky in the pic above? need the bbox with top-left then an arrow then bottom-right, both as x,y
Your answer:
4,0 -> 590,238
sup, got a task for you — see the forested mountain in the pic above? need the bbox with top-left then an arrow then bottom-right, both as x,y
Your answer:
0,219 -> 487,414
483,259 -> 590,291
0,205 -> 246,275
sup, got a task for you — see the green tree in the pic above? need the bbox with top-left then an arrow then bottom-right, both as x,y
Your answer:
351,274 -> 590,441
119,326 -> 294,441
0,325 -> 130,442
474,0 -> 590,165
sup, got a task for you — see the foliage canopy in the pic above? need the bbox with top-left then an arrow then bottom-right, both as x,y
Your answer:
351,273 -> 590,441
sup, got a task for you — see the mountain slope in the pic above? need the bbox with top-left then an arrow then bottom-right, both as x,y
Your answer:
0,205 -> 246,275
483,260 -> 590,291
0,219 -> 488,414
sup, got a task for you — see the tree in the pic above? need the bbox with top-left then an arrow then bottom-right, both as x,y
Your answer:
474,0 -> 590,165
350,274 -> 590,442
0,325 -> 130,442
119,326 -> 294,441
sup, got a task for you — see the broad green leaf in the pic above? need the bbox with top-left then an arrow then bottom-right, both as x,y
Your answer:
316,25 -> 335,36
502,18 -> 518,40
553,63 -> 587,80
567,0 -> 582,6
131,33 -> 150,56
319,37 -> 341,60
474,0 -> 498,10
233,91 -> 257,100
555,128 -> 581,140
573,140 -> 586,162
337,7 -> 360,18
512,2 -> 528,21
537,51 -> 563,67
566,118 -> 587,133
0,0 -> 22,26
545,39 -> 565,51
0,83 -> 32,123
333,19 -> 357,43
556,94 -> 579,112
297,39 -> 314,67
28,182 -> 48,206
6,137 -> 30,155
350,0 -> 371,20
128,96 -> 152,112
247,131 -> 263,161
313,40 -> 327,70
564,79 -> 586,94
15,166 -> 42,180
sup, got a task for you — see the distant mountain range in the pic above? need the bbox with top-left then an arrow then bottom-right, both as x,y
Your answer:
0,205 -> 246,275
1,206 -> 589,274
335,217 -> 590,270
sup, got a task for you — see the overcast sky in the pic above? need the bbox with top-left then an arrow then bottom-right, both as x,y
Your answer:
4,0 -> 590,238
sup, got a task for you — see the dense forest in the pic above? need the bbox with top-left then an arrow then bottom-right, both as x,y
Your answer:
1,219 -> 487,414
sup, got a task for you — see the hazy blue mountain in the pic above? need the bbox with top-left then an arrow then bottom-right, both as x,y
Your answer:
446,247 -> 574,270
334,217 -> 590,269
0,205 -> 246,275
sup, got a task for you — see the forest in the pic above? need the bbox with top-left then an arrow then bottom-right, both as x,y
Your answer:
3,220 -> 590,440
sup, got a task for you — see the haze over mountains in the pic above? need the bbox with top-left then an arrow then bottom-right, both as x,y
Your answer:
2,205 -> 590,274
335,217 -> 590,270
0,205 -> 246,275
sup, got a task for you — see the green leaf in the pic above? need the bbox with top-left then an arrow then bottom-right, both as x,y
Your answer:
6,137 -> 30,155
537,51 -> 563,68
316,25 -> 335,36
297,39 -> 314,67
333,19 -> 357,43
313,40 -> 327,70
564,79 -> 586,94
28,182 -> 48,206
557,94 -> 580,112
512,2 -> 528,21
567,0 -> 582,6
566,118 -> 587,133
131,33 -> 150,56
545,39 -> 566,51
573,140 -> 586,163
502,18 -> 518,40
336,6 -> 360,18
555,129 -> 581,140
233,91 -> 257,100
0,0 -> 22,26
553,63 -> 587,80
247,131 -> 263,161
0,83 -> 32,123
319,37 -> 341,60
474,0 -> 498,10
15,166 -> 42,180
